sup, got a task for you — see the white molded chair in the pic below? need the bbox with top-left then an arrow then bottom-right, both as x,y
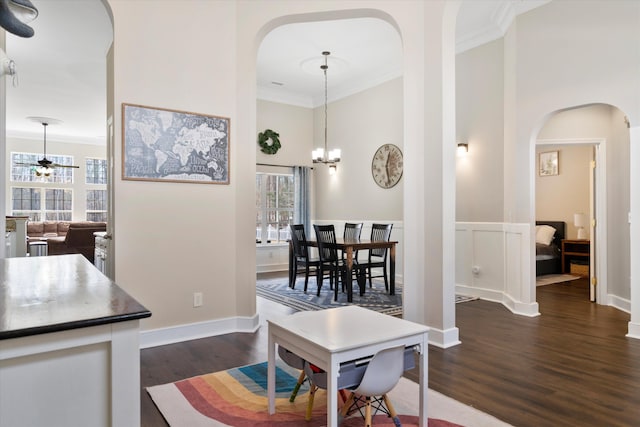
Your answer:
340,345 -> 405,427
303,345 -> 406,426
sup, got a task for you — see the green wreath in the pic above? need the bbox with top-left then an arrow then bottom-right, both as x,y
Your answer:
258,129 -> 281,155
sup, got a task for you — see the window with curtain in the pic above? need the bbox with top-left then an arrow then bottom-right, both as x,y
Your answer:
256,172 -> 294,243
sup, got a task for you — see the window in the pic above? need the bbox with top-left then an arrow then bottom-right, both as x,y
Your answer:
11,152 -> 75,184
86,158 -> 107,184
256,173 -> 294,243
11,187 -> 72,221
86,189 -> 108,222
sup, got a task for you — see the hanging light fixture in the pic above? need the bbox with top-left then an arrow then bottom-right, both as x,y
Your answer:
13,117 -> 79,178
312,51 -> 341,168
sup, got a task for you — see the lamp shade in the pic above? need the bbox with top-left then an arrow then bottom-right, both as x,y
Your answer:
574,213 -> 586,228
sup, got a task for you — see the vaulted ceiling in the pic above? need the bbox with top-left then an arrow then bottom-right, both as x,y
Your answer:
3,0 -> 550,143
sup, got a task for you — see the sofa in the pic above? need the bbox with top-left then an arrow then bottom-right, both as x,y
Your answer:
27,221 -> 107,263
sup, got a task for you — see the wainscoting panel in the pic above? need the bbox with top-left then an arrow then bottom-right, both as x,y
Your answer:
456,222 -> 539,316
256,244 -> 289,273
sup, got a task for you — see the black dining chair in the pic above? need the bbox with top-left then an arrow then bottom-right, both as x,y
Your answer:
313,224 -> 349,300
290,224 -> 321,293
343,222 -> 363,261
361,223 -> 393,290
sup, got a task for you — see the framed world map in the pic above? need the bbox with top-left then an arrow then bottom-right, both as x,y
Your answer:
122,103 -> 230,184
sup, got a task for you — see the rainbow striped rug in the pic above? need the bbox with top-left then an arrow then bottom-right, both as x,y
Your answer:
147,361 -> 512,427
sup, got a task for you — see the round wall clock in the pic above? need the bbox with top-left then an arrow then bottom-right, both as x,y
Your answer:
371,144 -> 403,189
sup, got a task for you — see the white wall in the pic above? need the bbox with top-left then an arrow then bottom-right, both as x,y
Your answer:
101,0 -> 640,346
256,100 -> 314,167
108,0 -> 247,334
5,137 -> 106,221
105,0 -> 458,346
314,77 -> 403,222
510,1 -> 639,223
456,39 -> 504,222
456,2 -> 639,316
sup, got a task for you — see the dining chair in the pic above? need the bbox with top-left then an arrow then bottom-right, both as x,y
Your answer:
362,223 -> 393,289
290,224 -> 321,293
338,345 -> 406,427
343,222 -> 363,260
313,224 -> 349,300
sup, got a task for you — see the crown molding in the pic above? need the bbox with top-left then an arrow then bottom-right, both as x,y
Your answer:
6,129 -> 106,146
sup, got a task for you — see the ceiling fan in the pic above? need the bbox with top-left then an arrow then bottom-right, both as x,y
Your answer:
15,117 -> 80,176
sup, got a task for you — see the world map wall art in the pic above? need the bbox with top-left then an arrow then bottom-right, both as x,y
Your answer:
122,103 -> 230,184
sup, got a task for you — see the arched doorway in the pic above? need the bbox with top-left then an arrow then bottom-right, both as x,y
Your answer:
533,103 -> 630,312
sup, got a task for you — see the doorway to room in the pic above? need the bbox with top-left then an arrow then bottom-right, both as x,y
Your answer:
534,103 -> 631,308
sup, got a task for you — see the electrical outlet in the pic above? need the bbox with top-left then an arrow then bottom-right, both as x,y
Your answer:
193,292 -> 203,307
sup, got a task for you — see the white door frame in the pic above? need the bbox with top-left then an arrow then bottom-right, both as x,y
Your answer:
536,138 -> 608,304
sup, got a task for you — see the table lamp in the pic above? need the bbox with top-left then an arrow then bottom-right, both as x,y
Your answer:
574,213 -> 587,240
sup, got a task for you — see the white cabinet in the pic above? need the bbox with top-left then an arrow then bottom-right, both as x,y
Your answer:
5,216 -> 28,257
94,232 -> 109,276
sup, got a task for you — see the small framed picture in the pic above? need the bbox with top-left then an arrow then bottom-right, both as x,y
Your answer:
539,151 -> 559,176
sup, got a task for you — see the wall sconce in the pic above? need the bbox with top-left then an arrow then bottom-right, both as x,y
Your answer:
328,164 -> 337,175
457,143 -> 469,155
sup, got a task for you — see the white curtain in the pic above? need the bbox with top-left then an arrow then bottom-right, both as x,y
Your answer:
294,166 -> 311,236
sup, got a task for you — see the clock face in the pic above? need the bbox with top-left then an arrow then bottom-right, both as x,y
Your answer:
371,144 -> 403,189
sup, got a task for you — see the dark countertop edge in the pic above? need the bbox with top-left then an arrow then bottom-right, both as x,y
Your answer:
0,310 -> 152,341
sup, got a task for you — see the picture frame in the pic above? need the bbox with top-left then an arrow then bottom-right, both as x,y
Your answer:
122,103 -> 230,184
539,150 -> 559,176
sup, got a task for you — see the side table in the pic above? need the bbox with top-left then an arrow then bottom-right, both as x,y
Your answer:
561,239 -> 590,277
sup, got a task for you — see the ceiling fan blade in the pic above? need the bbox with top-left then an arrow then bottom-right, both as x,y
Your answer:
50,163 -> 80,169
14,162 -> 39,167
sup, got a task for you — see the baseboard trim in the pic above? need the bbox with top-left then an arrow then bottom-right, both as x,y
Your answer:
456,284 -> 540,317
627,321 -> 640,339
140,314 -> 260,349
502,293 -> 540,317
608,294 -> 631,314
428,326 -> 461,349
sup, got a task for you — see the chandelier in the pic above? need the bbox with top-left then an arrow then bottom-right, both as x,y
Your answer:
311,51 -> 341,173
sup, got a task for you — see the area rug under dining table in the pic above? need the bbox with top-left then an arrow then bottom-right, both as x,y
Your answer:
147,360 -> 513,427
256,277 -> 478,317
257,277 -> 404,316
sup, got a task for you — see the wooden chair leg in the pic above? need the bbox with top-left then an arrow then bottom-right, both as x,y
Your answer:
306,384 -> 318,421
340,392 -> 355,417
289,370 -> 306,402
382,394 -> 398,418
383,394 -> 402,426
364,396 -> 372,427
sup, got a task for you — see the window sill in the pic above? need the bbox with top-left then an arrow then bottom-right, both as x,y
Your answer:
256,242 -> 289,248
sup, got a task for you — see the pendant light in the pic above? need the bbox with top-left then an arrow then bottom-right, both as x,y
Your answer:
312,51 -> 340,172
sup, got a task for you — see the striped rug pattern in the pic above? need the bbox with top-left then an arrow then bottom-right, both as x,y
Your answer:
148,361 -> 463,427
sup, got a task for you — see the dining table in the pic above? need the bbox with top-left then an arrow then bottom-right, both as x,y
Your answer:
288,237 -> 397,302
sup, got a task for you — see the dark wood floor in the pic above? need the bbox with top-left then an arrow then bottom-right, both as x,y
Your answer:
141,275 -> 640,427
